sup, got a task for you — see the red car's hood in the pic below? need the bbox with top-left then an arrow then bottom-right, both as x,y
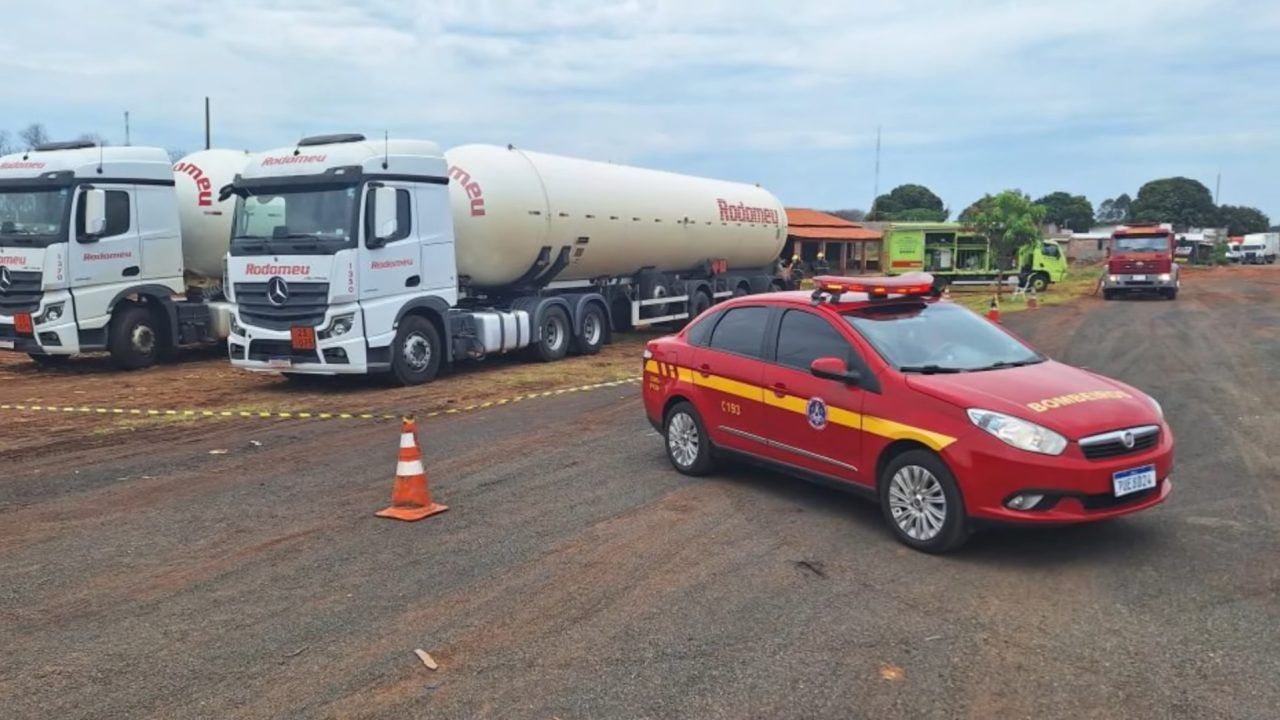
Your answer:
906,361 -> 1158,439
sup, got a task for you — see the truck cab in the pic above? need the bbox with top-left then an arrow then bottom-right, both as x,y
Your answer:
0,142 -> 205,366
1102,224 -> 1177,300
224,135 -> 461,384
1016,239 -> 1068,292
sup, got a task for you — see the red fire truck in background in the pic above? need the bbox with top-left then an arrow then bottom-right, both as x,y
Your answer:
1102,223 -> 1178,300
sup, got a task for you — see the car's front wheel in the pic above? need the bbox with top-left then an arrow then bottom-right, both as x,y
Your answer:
663,401 -> 714,476
879,449 -> 969,553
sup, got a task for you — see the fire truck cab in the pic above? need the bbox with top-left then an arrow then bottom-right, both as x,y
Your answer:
1102,224 -> 1178,300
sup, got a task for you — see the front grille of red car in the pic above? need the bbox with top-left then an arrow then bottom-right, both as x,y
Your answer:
1078,425 -> 1160,460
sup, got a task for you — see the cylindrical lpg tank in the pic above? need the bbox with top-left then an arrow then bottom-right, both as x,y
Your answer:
443,145 -> 787,288
172,149 -> 252,279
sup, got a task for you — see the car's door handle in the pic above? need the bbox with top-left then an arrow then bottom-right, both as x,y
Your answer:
772,382 -> 787,397
698,363 -> 711,377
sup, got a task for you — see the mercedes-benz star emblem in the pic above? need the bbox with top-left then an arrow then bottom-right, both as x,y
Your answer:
267,276 -> 290,307
0,266 -> 11,293
1121,431 -> 1136,449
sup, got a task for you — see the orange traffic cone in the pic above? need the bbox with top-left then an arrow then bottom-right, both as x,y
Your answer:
986,295 -> 1001,323
376,415 -> 448,522
1027,287 -> 1039,310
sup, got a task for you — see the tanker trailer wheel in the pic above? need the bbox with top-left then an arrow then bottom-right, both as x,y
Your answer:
108,304 -> 161,370
529,306 -> 570,362
390,315 -> 442,386
572,304 -> 607,356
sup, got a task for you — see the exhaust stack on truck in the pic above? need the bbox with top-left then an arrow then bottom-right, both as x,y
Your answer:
0,143 -> 249,367
224,135 -> 789,385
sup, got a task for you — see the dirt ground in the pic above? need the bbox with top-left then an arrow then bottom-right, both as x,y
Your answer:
2,264 -> 1279,719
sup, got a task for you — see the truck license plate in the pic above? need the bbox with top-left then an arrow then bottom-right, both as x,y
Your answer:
1113,465 -> 1156,497
0,340 -> 13,350
1131,274 -> 1147,281
268,357 -> 293,369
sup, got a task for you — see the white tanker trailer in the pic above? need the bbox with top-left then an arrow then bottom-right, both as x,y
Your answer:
0,143 -> 249,368
223,134 -> 790,384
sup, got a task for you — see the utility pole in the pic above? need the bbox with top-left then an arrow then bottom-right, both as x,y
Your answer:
1214,170 -> 1221,205
204,97 -> 211,150
872,125 -> 881,216
123,111 -> 131,146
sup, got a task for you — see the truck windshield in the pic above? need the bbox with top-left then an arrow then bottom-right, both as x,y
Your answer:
845,302 -> 1043,373
1113,236 -> 1168,253
230,186 -> 358,255
0,188 -> 70,247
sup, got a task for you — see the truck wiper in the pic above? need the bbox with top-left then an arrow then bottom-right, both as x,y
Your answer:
899,364 -> 964,374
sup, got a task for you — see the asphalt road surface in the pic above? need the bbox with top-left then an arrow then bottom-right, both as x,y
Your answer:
2,268 -> 1278,719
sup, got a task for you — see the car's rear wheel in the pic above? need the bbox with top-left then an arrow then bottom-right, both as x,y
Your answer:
663,401 -> 714,476
879,449 -> 968,553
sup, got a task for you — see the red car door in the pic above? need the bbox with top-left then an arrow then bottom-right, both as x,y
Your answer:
761,308 -> 868,485
690,305 -> 770,454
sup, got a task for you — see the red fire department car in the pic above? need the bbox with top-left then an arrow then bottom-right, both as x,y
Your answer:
643,274 -> 1173,553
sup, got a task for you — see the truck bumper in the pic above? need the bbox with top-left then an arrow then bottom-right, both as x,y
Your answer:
228,305 -> 372,375
1102,273 -> 1178,292
0,292 -> 82,355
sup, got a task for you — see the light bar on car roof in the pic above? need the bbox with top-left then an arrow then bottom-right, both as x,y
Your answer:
811,273 -> 937,301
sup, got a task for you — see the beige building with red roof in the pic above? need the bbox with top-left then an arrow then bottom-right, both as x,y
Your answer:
784,209 -> 883,274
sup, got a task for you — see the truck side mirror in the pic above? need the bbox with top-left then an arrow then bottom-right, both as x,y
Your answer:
810,356 -> 861,385
83,188 -> 107,238
371,186 -> 398,244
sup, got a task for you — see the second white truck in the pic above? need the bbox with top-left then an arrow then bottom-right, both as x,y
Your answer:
224,134 -> 790,384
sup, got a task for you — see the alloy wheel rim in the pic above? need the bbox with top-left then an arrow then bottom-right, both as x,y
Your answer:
888,465 -> 947,541
403,332 -> 431,371
668,412 -> 699,468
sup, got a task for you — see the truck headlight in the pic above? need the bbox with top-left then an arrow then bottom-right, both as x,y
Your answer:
319,314 -> 355,339
967,408 -> 1067,456
229,315 -> 244,336
37,303 -> 65,324
1108,275 -> 1119,282
1158,273 -> 1171,282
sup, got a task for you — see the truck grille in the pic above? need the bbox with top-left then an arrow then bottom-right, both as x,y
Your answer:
0,270 -> 43,314
1112,260 -> 1164,273
247,339 -> 319,364
1079,425 -> 1160,460
234,282 -> 329,330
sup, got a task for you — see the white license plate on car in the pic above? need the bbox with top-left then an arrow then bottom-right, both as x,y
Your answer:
1131,274 -> 1147,281
0,340 -> 13,350
1113,465 -> 1157,497
267,357 -> 293,369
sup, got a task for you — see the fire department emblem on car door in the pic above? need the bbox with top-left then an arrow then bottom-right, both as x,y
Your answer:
807,397 -> 828,430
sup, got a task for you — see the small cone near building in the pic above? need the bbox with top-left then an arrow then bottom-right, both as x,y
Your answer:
986,295 -> 1001,323
376,415 -> 448,522
1027,287 -> 1039,310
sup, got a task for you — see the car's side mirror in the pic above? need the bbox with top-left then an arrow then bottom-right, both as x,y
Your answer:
810,356 -> 861,385
82,188 -> 107,239
370,186 -> 398,246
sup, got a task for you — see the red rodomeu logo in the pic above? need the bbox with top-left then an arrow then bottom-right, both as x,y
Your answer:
371,258 -> 413,270
448,165 -> 485,217
717,199 -> 779,225
84,251 -> 133,261
261,155 -> 327,167
173,161 -> 214,207
244,263 -> 312,276
0,161 -> 45,170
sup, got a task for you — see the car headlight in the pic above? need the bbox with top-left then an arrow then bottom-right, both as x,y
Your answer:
1158,273 -> 1171,282
37,303 -> 65,324
967,408 -> 1067,456
319,313 -> 355,339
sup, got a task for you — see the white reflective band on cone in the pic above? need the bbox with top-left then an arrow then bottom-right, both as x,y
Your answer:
397,460 -> 425,476
400,433 -> 416,449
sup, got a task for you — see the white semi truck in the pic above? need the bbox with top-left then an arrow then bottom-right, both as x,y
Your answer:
0,142 -> 248,367
223,134 -> 789,385
1239,232 -> 1278,265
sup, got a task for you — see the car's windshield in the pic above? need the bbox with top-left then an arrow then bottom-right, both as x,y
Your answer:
844,301 -> 1043,373
0,188 -> 70,246
230,186 -> 358,255
1113,236 -> 1168,253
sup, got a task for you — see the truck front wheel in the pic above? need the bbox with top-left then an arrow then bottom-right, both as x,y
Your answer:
109,305 -> 162,370
529,306 -> 570,362
1029,273 -> 1050,292
390,315 -> 442,386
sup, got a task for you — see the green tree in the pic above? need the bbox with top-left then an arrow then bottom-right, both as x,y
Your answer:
1096,193 -> 1132,223
967,190 -> 1046,261
1217,205 -> 1270,236
868,183 -> 947,221
1130,177 -> 1216,230
1035,191 -> 1094,232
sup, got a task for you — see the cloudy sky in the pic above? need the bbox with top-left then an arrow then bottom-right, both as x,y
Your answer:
2,0 -> 1277,220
